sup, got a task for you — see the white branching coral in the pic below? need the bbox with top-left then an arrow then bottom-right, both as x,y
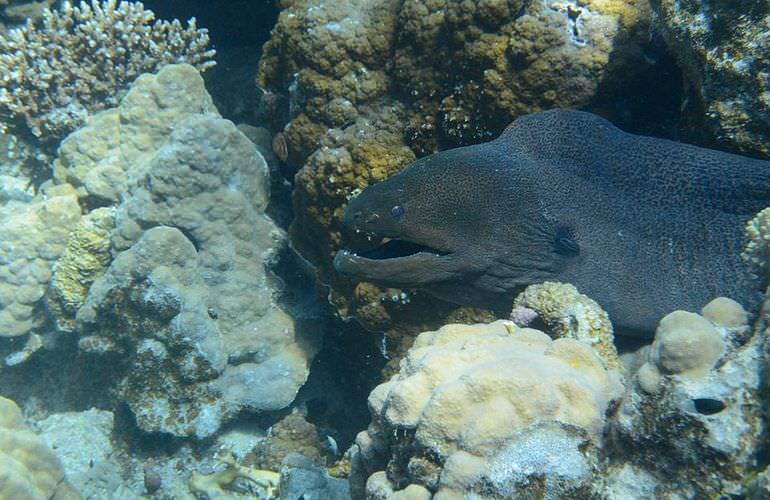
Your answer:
743,207 -> 770,288
0,0 -> 216,146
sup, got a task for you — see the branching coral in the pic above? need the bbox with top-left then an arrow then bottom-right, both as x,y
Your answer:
0,0 -> 216,148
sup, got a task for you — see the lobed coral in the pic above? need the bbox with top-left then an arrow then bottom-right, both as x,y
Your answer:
612,298 -> 762,497
351,320 -> 623,497
0,0 -> 215,149
61,64 -> 315,438
0,183 -> 81,338
0,395 -> 79,499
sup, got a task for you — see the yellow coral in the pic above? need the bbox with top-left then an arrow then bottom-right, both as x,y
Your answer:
512,281 -> 620,369
47,207 -> 115,332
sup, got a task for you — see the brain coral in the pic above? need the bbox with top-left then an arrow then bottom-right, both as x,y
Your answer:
0,395 -> 79,499
351,320 -> 623,497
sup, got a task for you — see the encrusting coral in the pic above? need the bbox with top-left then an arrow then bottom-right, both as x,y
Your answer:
0,0 -> 215,149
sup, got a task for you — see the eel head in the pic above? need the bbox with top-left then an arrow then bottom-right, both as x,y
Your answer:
333,157 -> 478,287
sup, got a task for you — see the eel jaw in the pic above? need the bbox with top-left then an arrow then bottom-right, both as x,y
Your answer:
333,239 -> 464,286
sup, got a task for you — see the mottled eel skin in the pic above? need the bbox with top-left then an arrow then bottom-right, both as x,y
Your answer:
334,109 -> 770,336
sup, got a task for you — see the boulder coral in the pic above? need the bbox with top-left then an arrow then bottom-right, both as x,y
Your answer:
350,320 -> 624,498
58,64 -> 315,438
0,183 -> 81,339
611,298 -> 761,498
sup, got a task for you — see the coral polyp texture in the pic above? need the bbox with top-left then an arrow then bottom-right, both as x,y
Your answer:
0,0 -> 215,148
351,320 -> 624,498
0,395 -> 79,499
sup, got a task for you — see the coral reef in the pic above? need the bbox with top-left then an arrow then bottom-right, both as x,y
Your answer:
350,320 -> 624,497
651,0 -> 770,156
0,183 -> 81,338
63,64 -> 315,438
0,395 -> 79,499
394,0 -> 652,147
611,298 -> 761,497
0,0 -> 215,150
0,0 -> 53,28
512,281 -> 620,368
250,410 -> 326,471
53,59 -> 218,206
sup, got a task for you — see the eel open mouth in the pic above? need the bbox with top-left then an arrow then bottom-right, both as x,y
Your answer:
347,238 -> 450,261
334,237 -> 459,286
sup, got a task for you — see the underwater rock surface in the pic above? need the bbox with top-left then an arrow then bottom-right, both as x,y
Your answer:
652,0 -> 770,156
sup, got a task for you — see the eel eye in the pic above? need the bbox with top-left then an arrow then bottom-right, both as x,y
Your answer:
554,226 -> 579,256
391,205 -> 405,219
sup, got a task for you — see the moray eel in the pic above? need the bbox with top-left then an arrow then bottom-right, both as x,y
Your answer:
334,109 -> 770,336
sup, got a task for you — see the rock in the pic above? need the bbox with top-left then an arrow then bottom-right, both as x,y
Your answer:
279,453 -> 351,500
651,0 -> 770,156
610,304 -> 763,497
37,409 -> 121,499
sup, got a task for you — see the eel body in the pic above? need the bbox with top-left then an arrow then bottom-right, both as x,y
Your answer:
334,110 -> 770,336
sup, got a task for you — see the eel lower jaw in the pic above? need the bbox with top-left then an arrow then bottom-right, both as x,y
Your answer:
333,244 -> 463,286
